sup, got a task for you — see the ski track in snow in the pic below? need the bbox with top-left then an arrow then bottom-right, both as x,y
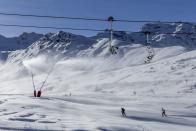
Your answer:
0,93 -> 196,131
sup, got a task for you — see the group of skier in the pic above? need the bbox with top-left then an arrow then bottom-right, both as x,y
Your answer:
121,107 -> 167,118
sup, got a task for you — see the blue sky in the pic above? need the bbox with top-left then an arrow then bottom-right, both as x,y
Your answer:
0,0 -> 196,37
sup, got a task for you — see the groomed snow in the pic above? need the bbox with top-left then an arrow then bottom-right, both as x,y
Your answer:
0,48 -> 196,130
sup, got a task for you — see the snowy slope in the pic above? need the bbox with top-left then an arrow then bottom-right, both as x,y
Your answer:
0,49 -> 196,130
0,23 -> 196,130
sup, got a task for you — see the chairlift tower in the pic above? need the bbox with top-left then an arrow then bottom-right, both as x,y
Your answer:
108,16 -> 118,54
108,16 -> 114,48
144,31 -> 151,45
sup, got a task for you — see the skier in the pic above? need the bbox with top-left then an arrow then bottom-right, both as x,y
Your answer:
121,107 -> 126,117
162,108 -> 167,117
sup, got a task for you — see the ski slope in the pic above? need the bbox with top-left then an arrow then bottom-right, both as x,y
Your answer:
0,49 -> 196,130
0,22 -> 196,130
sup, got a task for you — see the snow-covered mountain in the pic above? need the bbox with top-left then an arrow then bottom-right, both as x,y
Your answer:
0,32 -> 43,51
1,23 -> 196,130
142,23 -> 196,48
3,22 -> 196,65
0,32 -> 43,60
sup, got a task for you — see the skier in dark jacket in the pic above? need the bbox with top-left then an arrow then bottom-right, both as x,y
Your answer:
121,107 -> 126,117
162,108 -> 167,117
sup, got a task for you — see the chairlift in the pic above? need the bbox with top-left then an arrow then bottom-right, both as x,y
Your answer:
144,31 -> 155,63
109,46 -> 117,54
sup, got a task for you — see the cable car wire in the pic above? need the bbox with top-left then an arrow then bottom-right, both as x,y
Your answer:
0,23 -> 196,35
0,12 -> 195,24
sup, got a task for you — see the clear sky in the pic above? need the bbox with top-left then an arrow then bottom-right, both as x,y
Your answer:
0,0 -> 196,37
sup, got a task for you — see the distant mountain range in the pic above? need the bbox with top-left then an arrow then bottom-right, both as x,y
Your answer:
1,22 -> 196,64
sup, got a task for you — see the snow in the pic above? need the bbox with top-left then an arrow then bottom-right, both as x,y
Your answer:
0,23 -> 196,130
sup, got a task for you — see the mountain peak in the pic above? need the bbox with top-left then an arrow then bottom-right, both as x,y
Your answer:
141,22 -> 196,34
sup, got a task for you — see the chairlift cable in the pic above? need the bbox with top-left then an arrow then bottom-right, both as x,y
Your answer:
0,12 -> 195,24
